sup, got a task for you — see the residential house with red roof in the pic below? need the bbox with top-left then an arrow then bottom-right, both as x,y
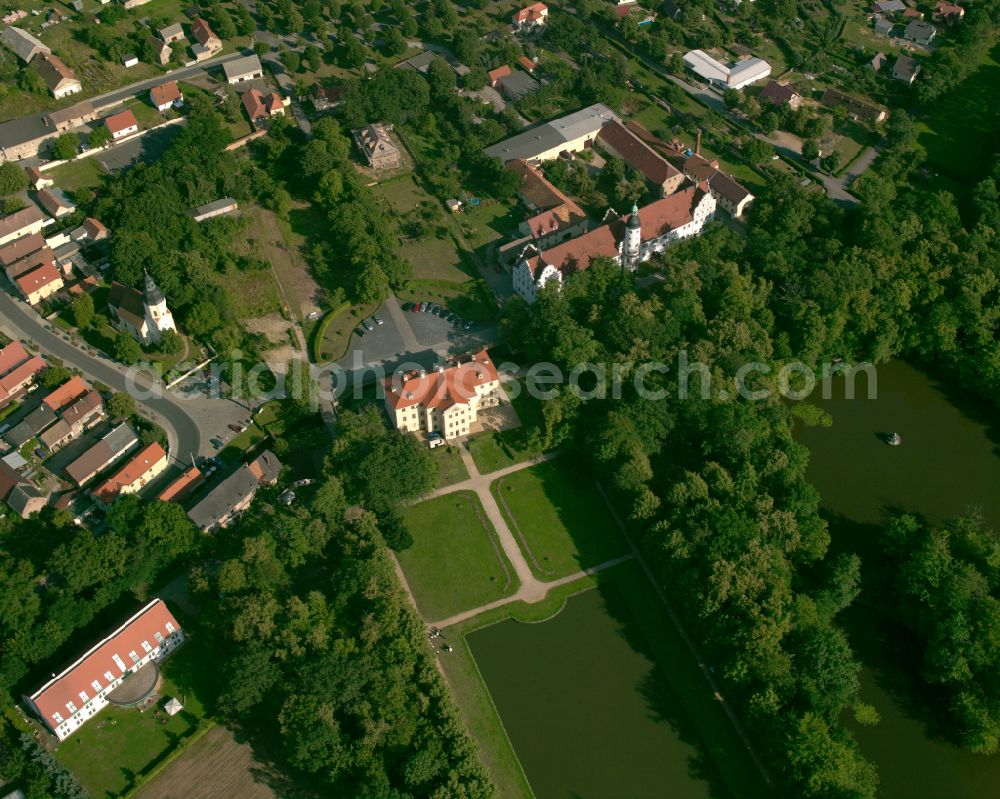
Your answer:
190,18 -> 222,60
25,598 -> 184,740
934,1 -> 964,21
92,441 -> 167,505
512,2 -> 548,29
104,109 -> 139,141
384,349 -> 501,439
0,342 -> 44,406
36,187 -> 75,218
149,81 -> 182,112
241,88 -> 288,123
43,375 -> 88,411
156,465 -> 202,502
16,260 -> 63,305
35,53 -> 81,99
25,166 -> 52,190
513,185 -> 716,303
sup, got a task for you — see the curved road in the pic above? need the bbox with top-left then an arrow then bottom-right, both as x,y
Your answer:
0,292 -> 200,460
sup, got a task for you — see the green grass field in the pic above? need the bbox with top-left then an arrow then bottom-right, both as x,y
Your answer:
398,491 -> 519,621
916,42 -> 1000,186
466,387 -> 544,474
492,461 -> 628,580
47,157 -> 108,192
431,444 -> 469,487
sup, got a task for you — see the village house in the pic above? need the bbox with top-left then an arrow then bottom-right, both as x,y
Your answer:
36,187 -> 75,218
872,0 -> 906,12
0,233 -> 46,272
512,2 -> 548,30
186,450 -> 282,531
35,53 -> 81,99
147,36 -> 172,66
759,80 -> 802,109
8,483 -> 47,518
64,422 -> 138,487
157,464 -> 202,502
396,50 -> 438,73
42,375 -> 88,411
933,1 -> 964,21
492,68 -> 540,100
513,186 -> 716,304
190,18 -> 221,60
92,441 -> 167,505
485,103 -> 620,164
873,15 -> 895,34
892,53 -> 922,83
25,598 -> 184,741
352,122 -> 402,170
242,88 -> 288,123
0,205 -> 49,246
104,109 -> 139,141
820,88 -> 888,123
0,341 -> 45,407
150,81 -> 182,111
107,271 -> 176,345
47,100 -> 97,133
223,54 -> 263,84
24,166 -> 52,190
903,19 -> 936,44
384,350 -> 502,440
1,26 -> 50,63
597,119 -> 685,197
158,22 -> 185,43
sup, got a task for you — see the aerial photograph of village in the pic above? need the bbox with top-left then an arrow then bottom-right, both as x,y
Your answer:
0,0 -> 996,794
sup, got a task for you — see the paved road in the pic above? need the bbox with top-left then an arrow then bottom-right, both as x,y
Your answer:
0,292 -> 201,461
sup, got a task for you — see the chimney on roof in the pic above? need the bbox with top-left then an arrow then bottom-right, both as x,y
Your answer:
696,129 -> 702,156
433,364 -> 443,372
419,369 -> 426,378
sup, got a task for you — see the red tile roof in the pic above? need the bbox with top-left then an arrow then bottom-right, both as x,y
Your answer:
524,201 -> 586,240
241,88 -> 283,121
6,247 -> 55,280
36,188 -> 72,216
628,184 -> 707,241
513,2 -> 547,22
528,224 -> 620,278
83,218 -> 108,240
488,64 -> 511,85
506,159 -> 570,211
0,341 -> 30,376
16,261 -> 61,298
0,355 -> 45,401
157,465 -> 202,502
759,80 -> 798,106
518,55 -> 536,72
28,599 -> 181,733
104,109 -> 138,137
385,349 -> 500,411
43,375 -> 88,411
191,17 -> 218,46
150,80 -> 181,107
93,442 -> 166,503
598,120 -> 681,187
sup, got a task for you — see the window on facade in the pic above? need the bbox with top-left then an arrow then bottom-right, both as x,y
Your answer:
141,640 -> 152,653
154,632 -> 164,644
53,712 -> 63,723
166,622 -> 176,633
66,702 -> 77,714
104,670 -> 114,682
129,651 -> 139,663
91,680 -> 101,692
78,691 -> 88,703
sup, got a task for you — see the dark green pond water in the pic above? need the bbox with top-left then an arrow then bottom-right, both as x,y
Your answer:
467,587 -> 724,799
796,359 -> 1000,797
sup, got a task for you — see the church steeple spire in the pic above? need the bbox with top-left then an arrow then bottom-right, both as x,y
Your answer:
144,270 -> 165,307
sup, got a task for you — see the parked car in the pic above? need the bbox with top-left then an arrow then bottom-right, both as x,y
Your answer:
463,320 -> 473,330
432,307 -> 445,317
401,302 -> 415,311
418,302 -> 429,312
428,437 -> 445,449
306,311 -> 321,321
211,438 -> 224,449
355,326 -> 365,337
228,423 -> 243,433
373,315 -> 384,325
447,313 -> 459,324
362,318 -> 375,331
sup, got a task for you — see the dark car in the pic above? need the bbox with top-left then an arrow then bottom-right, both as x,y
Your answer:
401,302 -> 414,311
447,313 -> 459,324
228,423 -> 243,433
355,326 -> 365,337
432,307 -> 445,317
463,320 -> 474,330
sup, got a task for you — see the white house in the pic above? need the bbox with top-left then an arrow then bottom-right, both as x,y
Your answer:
683,50 -> 771,90
25,599 -> 184,741
223,54 -> 264,84
104,109 -> 139,141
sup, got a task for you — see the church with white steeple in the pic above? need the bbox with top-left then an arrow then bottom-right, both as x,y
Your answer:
107,271 -> 177,345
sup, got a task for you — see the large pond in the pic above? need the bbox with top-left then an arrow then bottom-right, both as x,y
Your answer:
467,586 -> 727,799
796,359 -> 1000,797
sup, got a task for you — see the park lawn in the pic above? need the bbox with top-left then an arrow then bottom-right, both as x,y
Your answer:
431,444 -> 469,487
401,233 -> 469,282
125,97 -> 170,131
55,640 -> 209,799
457,197 -> 520,252
48,157 -> 108,192
395,278 -> 498,321
915,41 -> 1000,186
218,423 -> 267,463
466,387 -> 544,474
492,460 -> 628,580
215,264 -> 281,321
398,491 -> 519,622
373,174 -> 427,215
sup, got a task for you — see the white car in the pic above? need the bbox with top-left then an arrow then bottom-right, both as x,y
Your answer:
428,438 -> 445,449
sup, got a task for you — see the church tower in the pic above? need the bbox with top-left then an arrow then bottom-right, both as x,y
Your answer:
623,202 -> 642,270
142,270 -> 176,343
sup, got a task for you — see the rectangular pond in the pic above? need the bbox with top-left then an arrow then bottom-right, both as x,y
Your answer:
467,585 -> 729,799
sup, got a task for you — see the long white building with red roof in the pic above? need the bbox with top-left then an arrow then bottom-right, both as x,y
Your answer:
513,184 -> 716,303
25,598 -> 184,740
384,349 -> 501,439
